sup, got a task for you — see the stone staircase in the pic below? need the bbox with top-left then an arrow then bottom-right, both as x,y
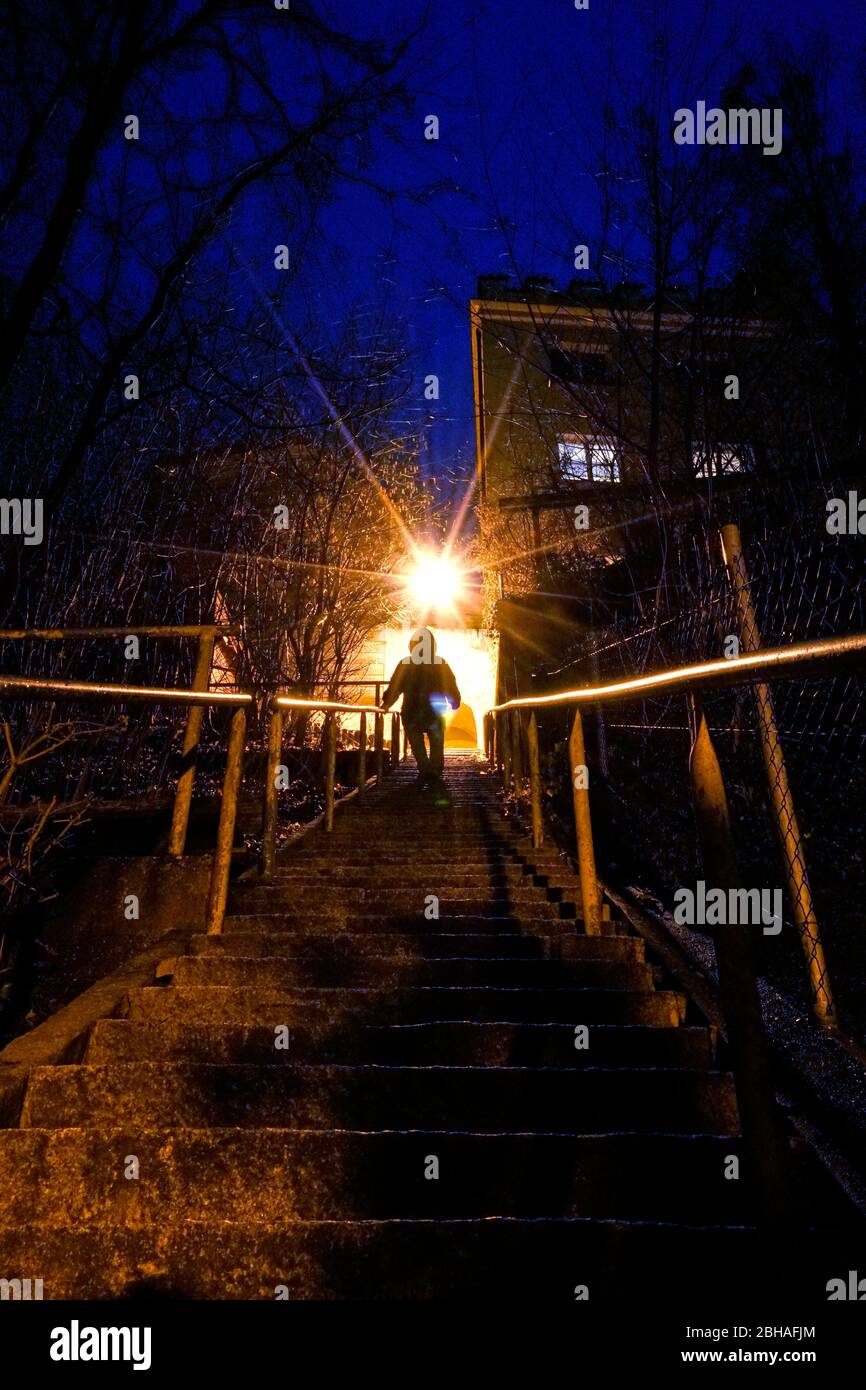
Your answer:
0,754 -> 859,1299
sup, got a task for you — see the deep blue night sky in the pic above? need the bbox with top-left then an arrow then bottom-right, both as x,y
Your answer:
287,0 -> 866,486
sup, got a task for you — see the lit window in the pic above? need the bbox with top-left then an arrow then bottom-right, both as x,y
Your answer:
558,437 -> 621,483
693,443 -> 751,476
558,439 -> 590,480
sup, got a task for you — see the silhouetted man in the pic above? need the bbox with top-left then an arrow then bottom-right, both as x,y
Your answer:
382,628 -> 461,787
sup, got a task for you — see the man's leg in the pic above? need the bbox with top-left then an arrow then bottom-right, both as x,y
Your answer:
427,717 -> 446,780
404,722 -> 431,779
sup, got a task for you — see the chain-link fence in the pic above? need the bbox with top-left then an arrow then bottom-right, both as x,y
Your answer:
537,480 -> 866,1035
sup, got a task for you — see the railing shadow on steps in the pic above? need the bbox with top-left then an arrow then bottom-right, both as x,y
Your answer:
484,629 -> 866,1230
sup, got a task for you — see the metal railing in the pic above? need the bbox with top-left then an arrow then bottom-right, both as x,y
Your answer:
4,627 -> 865,1224
261,695 -> 397,877
484,628 -> 866,1228
1,659 -> 404,932
0,624 -> 239,858
0,673 -> 252,935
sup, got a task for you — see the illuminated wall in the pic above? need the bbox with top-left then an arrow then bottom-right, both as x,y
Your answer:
346,625 -> 498,750
380,626 -> 498,750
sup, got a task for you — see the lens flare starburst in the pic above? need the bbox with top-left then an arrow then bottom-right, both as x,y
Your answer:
405,550 -> 466,616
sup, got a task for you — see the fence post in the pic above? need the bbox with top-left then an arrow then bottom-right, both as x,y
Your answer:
689,699 -> 792,1225
720,523 -> 835,1024
261,704 -> 283,879
357,711 -> 367,796
569,708 -> 601,934
374,711 -> 384,783
324,713 -> 337,831
168,627 -> 215,858
510,709 -> 524,796
390,713 -> 400,768
526,712 -> 543,849
205,705 -> 246,935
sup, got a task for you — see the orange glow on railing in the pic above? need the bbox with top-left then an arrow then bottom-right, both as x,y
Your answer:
489,633 -> 866,713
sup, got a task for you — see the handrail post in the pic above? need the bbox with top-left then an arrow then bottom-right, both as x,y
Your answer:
261,704 -> 283,879
526,712 -> 543,849
569,708 -> 602,934
500,711 -> 512,791
510,709 -> 524,796
374,711 -> 384,783
324,713 -> 337,831
168,627 -> 215,858
720,523 -> 834,1024
205,705 -> 246,935
390,713 -> 400,767
689,698 -> 792,1225
357,711 -> 367,796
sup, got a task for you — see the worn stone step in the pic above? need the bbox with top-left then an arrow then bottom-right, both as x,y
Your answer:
86,1018 -> 709,1067
0,1129 -> 754,1226
272,866 -> 542,885
188,931 -> 548,959
316,828 -> 515,840
185,931 -> 644,962
251,882 -> 563,904
286,842 -> 564,862
223,910 -> 599,939
124,983 -> 687,1027
233,892 -> 570,919
0,1219 -> 850,1301
221,913 -> 541,935
155,954 -> 653,992
288,846 -> 564,864
20,1061 -> 738,1132
268,880 -> 591,910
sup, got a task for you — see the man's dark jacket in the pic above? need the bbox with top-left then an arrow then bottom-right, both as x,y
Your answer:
382,656 -> 461,727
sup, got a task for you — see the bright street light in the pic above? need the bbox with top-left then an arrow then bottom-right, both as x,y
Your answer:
406,550 -> 465,614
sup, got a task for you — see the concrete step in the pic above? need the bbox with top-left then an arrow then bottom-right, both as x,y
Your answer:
287,844 -> 565,861
154,955 -> 654,992
185,931 -> 644,962
222,911 -> 595,936
86,1018 -> 710,1067
0,1128 -> 755,1225
271,866 -> 546,886
232,894 -> 571,921
284,844 -> 565,865
19,1061 -> 738,1131
0,1219 -> 849,1301
243,884 -> 566,906
124,982 -> 687,1027
224,911 -> 550,933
